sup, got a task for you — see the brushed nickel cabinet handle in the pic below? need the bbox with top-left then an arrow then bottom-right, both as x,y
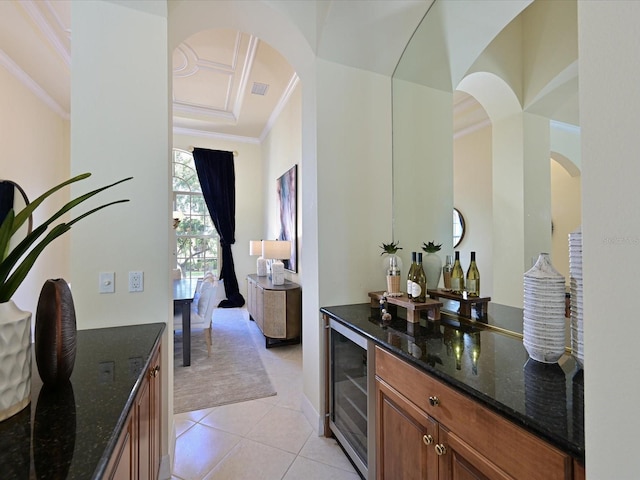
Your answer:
423,434 -> 433,446
149,365 -> 160,378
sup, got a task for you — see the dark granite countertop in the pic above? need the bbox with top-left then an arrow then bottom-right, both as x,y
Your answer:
0,322 -> 165,479
321,303 -> 584,463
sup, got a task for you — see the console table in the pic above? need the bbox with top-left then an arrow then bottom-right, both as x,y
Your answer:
246,274 -> 301,348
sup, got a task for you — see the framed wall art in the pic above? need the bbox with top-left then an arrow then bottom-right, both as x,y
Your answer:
277,165 -> 297,272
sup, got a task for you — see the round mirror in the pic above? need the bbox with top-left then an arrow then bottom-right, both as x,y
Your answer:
0,180 -> 33,243
453,208 -> 465,248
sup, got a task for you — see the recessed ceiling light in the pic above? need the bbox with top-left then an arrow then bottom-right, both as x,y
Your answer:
251,82 -> 269,96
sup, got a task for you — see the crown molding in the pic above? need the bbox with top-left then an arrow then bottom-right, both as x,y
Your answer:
173,102 -> 237,122
173,126 -> 260,144
19,0 -> 71,67
259,73 -> 300,142
0,49 -> 69,119
551,119 -> 580,135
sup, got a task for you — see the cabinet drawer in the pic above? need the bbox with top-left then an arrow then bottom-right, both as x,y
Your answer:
375,346 -> 571,479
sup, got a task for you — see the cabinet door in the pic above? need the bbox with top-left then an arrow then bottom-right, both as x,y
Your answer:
150,347 -> 162,480
137,377 -> 151,480
106,412 -> 136,480
376,378 -> 438,480
438,427 -> 514,480
256,285 -> 265,331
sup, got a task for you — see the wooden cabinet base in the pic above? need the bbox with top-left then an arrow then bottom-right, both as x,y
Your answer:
105,342 -> 162,480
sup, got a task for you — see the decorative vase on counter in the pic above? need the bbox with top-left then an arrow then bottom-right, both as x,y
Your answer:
569,227 -> 583,368
0,300 -> 32,421
35,279 -> 77,385
423,252 -> 442,291
522,253 -> 566,364
421,241 -> 443,290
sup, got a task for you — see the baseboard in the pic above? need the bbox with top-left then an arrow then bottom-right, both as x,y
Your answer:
301,392 -> 325,435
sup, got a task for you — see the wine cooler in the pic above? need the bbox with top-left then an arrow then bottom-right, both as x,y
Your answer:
328,319 -> 375,479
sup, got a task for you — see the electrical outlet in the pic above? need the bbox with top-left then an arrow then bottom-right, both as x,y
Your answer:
129,271 -> 144,292
99,272 -> 115,294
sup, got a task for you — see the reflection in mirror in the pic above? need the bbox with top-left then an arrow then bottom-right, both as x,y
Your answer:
392,0 -> 580,310
0,180 -> 33,245
453,208 -> 465,248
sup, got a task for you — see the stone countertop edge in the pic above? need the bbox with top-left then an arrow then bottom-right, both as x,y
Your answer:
321,304 -> 584,463
92,322 -> 166,480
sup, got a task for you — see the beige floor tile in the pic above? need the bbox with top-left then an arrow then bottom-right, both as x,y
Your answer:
175,406 -> 217,424
174,416 -> 196,438
298,433 -> 358,473
199,399 -> 275,436
203,438 -> 296,480
282,456 -> 362,480
173,423 -> 241,479
246,405 -> 313,454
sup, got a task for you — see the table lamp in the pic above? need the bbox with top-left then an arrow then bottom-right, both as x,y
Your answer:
249,240 -> 267,276
262,240 -> 291,285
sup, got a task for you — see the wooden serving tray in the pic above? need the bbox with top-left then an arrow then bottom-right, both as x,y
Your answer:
427,288 -> 491,319
368,291 -> 442,323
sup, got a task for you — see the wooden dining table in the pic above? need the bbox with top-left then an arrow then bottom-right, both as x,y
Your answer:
173,278 -> 199,367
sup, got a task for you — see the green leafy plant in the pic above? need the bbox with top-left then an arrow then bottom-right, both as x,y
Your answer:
422,241 -> 442,253
0,173 -> 132,302
379,241 -> 402,255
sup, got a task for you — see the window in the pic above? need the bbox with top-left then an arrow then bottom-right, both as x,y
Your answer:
173,149 -> 219,280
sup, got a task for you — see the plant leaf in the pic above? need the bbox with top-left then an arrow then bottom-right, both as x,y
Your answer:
0,224 -> 48,286
0,209 -> 14,262
11,173 -> 91,237
0,224 -> 70,302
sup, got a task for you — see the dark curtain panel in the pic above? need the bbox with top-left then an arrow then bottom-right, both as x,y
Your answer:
0,181 -> 15,226
192,148 -> 245,308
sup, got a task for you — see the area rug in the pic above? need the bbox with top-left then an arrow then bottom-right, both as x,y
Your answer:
173,308 -> 276,413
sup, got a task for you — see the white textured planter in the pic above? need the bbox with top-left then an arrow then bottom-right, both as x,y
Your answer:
0,300 -> 31,421
423,252 -> 442,290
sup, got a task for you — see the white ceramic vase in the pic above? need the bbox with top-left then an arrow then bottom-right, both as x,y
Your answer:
423,252 -> 442,291
0,300 -> 31,421
523,253 -> 566,364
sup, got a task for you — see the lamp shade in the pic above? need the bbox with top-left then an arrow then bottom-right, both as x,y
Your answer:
249,240 -> 262,256
262,240 -> 291,260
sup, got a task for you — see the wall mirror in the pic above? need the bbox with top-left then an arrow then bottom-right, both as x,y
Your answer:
392,0 -> 581,324
453,208 -> 465,248
0,180 -> 33,249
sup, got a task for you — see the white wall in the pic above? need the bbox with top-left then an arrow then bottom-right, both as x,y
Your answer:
261,81 -> 302,286
454,124 -> 493,298
579,2 -> 640,477
172,136 -> 263,301
0,62 -> 70,318
70,0 -> 172,458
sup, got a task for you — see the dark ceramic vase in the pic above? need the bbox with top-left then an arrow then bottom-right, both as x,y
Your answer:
35,279 -> 77,385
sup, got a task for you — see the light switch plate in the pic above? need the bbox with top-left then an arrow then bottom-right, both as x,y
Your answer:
99,272 -> 115,294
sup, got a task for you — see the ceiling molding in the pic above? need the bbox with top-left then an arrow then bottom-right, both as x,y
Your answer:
173,101 -> 237,122
259,73 -> 300,142
19,0 -> 71,67
173,126 -> 260,145
232,35 -> 259,121
551,119 -> 580,135
0,48 -> 69,119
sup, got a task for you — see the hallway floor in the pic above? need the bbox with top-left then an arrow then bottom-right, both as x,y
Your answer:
171,308 -> 360,480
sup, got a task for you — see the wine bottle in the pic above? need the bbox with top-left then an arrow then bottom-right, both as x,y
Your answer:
407,252 -> 417,299
466,251 -> 480,297
442,254 -> 453,291
411,252 -> 427,303
451,251 -> 465,295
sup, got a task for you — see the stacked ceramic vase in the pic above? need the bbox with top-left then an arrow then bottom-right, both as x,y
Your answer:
523,253 -> 566,364
569,227 -> 584,367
